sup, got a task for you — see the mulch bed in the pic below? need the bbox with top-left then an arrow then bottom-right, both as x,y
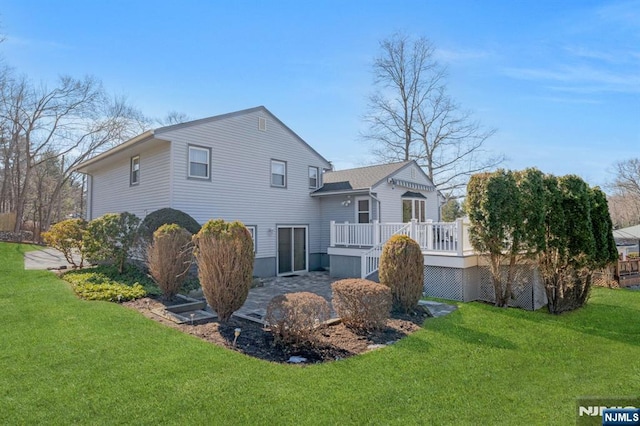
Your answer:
124,297 -> 430,364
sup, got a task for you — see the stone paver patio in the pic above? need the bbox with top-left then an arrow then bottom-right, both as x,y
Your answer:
228,272 -> 457,322
233,272 -> 338,321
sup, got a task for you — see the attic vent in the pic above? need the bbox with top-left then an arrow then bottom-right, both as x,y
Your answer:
258,117 -> 267,131
411,168 -> 416,179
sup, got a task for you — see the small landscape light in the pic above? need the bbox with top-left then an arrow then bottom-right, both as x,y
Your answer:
190,313 -> 195,325
233,328 -> 241,346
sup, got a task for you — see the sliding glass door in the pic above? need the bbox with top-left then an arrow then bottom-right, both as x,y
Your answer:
277,226 -> 308,275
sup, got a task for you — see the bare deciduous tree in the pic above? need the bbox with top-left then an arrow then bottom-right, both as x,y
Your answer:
0,72 -> 148,233
159,110 -> 191,126
363,33 -> 504,196
607,158 -> 640,227
610,159 -> 640,198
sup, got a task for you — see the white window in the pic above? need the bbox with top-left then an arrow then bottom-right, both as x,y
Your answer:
189,146 -> 210,179
271,160 -> 286,187
356,198 -> 370,223
246,226 -> 256,252
308,166 -> 319,189
130,156 -> 140,185
403,198 -> 426,222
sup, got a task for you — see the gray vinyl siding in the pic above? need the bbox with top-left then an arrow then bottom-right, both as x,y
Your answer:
318,195 -> 356,252
373,162 -> 440,223
392,162 -> 421,181
372,180 -> 403,223
394,162 -> 441,221
160,109 -> 330,260
89,142 -> 171,220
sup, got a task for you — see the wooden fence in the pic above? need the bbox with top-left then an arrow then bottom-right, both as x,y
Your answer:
615,258 -> 640,287
0,212 -> 16,232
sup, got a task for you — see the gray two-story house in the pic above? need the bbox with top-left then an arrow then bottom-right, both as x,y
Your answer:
76,106 -> 333,277
75,106 -> 547,310
75,106 -> 443,278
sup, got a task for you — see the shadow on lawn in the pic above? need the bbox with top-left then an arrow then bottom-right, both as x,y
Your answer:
431,324 -> 519,350
476,298 -> 640,347
400,310 -> 518,352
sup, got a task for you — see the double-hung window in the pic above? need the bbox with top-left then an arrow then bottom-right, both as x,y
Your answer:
189,146 -> 210,179
308,166 -> 319,189
271,160 -> 286,187
356,198 -> 370,223
130,156 -> 140,185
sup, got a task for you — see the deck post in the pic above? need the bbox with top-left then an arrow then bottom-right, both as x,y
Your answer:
456,218 -> 471,256
372,219 -> 380,245
330,220 -> 336,247
426,219 -> 434,251
456,218 -> 464,256
410,219 -> 417,244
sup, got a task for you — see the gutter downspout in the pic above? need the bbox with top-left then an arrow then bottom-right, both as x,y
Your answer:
369,191 -> 382,222
85,173 -> 94,221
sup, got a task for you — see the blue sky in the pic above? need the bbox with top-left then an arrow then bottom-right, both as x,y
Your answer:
2,0 -> 639,188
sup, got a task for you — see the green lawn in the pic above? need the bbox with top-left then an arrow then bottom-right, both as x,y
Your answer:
1,242 -> 639,425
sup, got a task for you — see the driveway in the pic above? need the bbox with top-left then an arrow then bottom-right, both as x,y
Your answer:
24,248 -> 83,270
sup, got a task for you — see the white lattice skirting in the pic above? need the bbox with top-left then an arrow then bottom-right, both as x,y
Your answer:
423,264 -> 547,310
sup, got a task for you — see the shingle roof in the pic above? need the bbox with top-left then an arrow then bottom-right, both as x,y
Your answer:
318,161 -> 411,193
613,224 -> 640,241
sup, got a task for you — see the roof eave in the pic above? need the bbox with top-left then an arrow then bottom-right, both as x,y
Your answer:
73,130 -> 156,173
310,188 -> 370,197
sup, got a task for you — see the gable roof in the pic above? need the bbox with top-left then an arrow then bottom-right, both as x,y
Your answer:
75,106 -> 330,172
155,106 -> 329,165
316,161 -> 411,193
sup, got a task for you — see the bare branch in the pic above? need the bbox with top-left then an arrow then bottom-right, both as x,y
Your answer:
362,33 -> 504,196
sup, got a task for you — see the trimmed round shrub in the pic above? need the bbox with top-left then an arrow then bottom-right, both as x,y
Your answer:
192,219 -> 254,322
265,292 -> 330,347
139,208 -> 201,241
146,224 -> 193,299
379,234 -> 424,313
332,278 -> 391,331
42,218 -> 87,268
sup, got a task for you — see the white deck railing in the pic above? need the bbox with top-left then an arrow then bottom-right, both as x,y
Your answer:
330,218 -> 472,256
